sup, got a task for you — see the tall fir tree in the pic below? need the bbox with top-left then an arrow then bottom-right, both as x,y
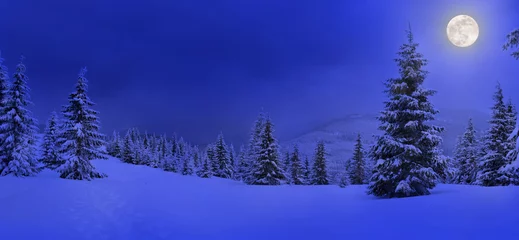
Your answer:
41,112 -> 62,169
475,83 -> 511,186
244,111 -> 265,184
311,141 -> 329,185
453,118 -> 480,184
214,133 -> 233,178
0,57 -> 40,176
290,145 -> 304,185
57,67 -> 106,180
349,134 -> 366,185
368,28 -> 444,198
248,115 -> 285,185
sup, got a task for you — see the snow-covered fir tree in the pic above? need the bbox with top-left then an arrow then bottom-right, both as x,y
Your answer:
214,133 -> 233,178
235,144 -> 249,181
122,130 -> 134,164
0,52 -> 8,114
197,152 -> 213,178
181,149 -> 194,175
248,115 -> 285,185
476,83 -> 512,186
503,29 -> 519,59
368,29 -> 445,198
303,156 -> 311,184
453,118 -> 480,184
57,67 -> 106,180
108,130 -> 122,158
505,99 -> 517,157
283,151 -> 291,177
206,144 -> 218,174
229,144 -> 236,172
349,134 -> 366,185
41,112 -> 62,169
192,146 -> 201,170
0,57 -> 40,176
243,111 -> 265,184
290,145 -> 304,185
311,141 -> 329,185
500,124 -> 519,185
147,134 -> 159,168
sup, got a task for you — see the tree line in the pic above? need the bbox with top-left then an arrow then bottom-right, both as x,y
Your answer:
1,26 -> 518,199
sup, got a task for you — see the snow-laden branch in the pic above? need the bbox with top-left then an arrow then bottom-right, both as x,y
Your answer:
503,29 -> 519,60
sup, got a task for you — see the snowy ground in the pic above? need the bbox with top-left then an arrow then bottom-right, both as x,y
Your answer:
1,157 -> 518,240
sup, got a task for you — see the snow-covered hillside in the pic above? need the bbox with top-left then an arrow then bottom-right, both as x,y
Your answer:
283,109 -> 489,179
1,157 -> 518,240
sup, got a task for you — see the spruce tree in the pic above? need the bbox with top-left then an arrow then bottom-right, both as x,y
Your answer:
192,146 -> 201,170
505,99 -> 517,159
303,156 -> 311,184
244,111 -> 265,184
181,150 -> 194,175
248,115 -> 285,185
475,83 -> 511,186
349,134 -> 366,185
197,152 -> 213,178
214,133 -> 233,178
41,112 -> 62,169
283,151 -> 291,177
290,145 -> 304,185
122,130 -> 134,164
207,144 -> 218,174
501,124 -> 519,184
0,57 -> 40,176
453,118 -> 479,184
368,28 -> 444,198
229,144 -> 236,171
311,141 -> 329,185
108,130 -> 122,158
236,144 -> 249,181
57,68 -> 106,180
0,52 -> 8,126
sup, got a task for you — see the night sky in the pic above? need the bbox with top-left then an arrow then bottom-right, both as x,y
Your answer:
1,0 -> 518,145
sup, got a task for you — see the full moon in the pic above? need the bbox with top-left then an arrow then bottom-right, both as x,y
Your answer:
446,15 -> 479,47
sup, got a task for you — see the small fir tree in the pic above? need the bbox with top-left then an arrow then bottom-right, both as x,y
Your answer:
290,145 -> 304,185
41,112 -> 62,169
349,134 -> 366,185
311,141 -> 329,185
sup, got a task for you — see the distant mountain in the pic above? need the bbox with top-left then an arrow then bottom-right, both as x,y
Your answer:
281,108 -> 490,181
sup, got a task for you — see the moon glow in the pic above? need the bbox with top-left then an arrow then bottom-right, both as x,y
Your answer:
446,15 -> 479,47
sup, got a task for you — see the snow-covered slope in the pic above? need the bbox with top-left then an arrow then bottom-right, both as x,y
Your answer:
282,108 -> 489,179
1,157 -> 518,240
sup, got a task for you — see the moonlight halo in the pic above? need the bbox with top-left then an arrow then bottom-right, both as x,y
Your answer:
447,15 -> 479,47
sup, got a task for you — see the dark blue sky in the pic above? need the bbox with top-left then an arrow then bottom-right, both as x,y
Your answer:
0,0 -> 518,145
